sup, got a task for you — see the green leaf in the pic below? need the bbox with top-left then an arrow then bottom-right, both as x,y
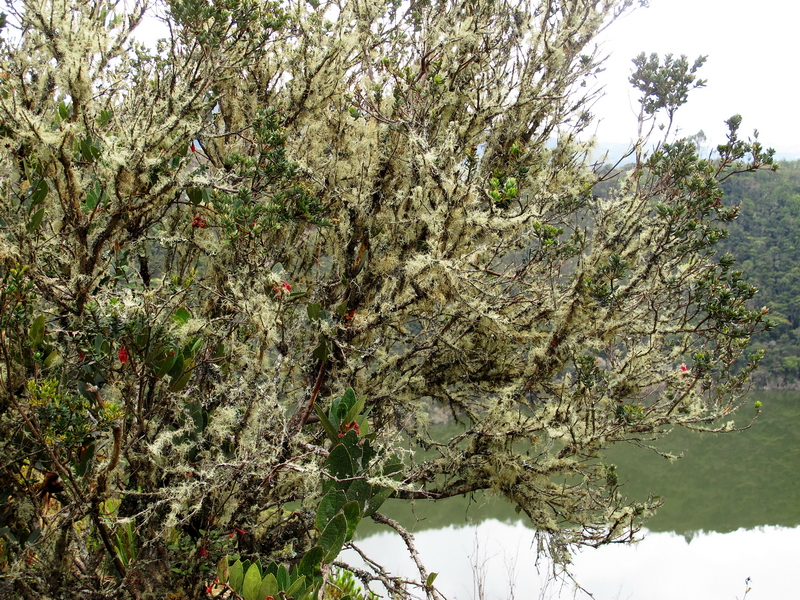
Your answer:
29,179 -> 48,207
345,479 -> 371,514
315,404 -> 340,444
312,338 -> 330,362
172,307 -> 192,325
307,303 -> 322,321
425,572 -> 438,587
324,444 -> 353,493
364,486 -> 393,517
258,572 -> 279,600
229,559 -> 245,593
29,315 -> 45,346
97,109 -> 113,127
187,187 -> 210,205
82,182 -> 105,213
341,388 -> 357,412
27,207 -> 45,233
167,352 -> 184,380
170,360 -> 194,392
342,501 -> 361,541
297,546 -> 323,578
58,101 -> 70,120
343,396 -> 365,426
316,489 -> 347,531
216,556 -> 230,584
318,513 -> 347,564
154,350 -> 178,378
80,136 -> 101,162
276,564 -> 289,591
242,562 -> 263,600
285,574 -> 307,599
43,349 -> 61,369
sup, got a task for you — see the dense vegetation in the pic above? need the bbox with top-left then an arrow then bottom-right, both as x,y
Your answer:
717,161 -> 800,386
0,0 -> 777,598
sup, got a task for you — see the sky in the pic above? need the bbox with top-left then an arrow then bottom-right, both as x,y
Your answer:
590,0 -> 800,155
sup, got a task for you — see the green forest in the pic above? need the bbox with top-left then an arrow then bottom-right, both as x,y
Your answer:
717,160 -> 800,387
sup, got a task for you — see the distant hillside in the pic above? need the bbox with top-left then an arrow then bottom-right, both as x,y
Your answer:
717,160 -> 800,388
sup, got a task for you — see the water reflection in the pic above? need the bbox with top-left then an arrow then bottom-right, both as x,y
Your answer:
345,521 -> 800,599
346,392 -> 800,598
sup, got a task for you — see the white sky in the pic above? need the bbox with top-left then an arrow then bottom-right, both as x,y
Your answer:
591,0 -> 800,153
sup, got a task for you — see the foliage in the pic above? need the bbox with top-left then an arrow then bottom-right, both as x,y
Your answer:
0,0 -> 776,598
713,160 -> 800,386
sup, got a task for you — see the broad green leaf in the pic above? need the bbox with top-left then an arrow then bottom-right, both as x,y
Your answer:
172,307 -> 192,325
242,562 -> 262,600
425,572 -> 438,587
341,388 -> 357,411
315,489 -> 347,531
345,479 -> 371,514
29,315 -> 45,346
342,501 -> 361,541
170,361 -> 194,392
229,559 -> 244,593
167,352 -> 184,380
216,556 -> 230,584
276,564 -> 289,591
154,350 -> 178,378
285,574 -> 306,599
323,444 -> 353,493
258,572 -> 278,600
318,513 -> 346,564
343,397 -> 365,426
187,187 -> 210,205
80,136 -> 101,162
297,546 -> 323,578
364,486 -> 393,517
307,303 -> 321,321
27,207 -> 45,233
29,179 -> 48,207
312,338 -> 329,362
43,349 -> 61,369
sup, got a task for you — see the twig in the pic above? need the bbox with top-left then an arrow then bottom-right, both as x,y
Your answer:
370,512 -> 442,600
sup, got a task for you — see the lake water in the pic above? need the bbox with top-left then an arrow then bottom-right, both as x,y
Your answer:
343,391 -> 800,599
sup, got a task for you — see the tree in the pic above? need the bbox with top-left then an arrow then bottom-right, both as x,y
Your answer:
0,0 -> 775,598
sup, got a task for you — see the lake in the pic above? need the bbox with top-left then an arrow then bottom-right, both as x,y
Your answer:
343,391 -> 800,599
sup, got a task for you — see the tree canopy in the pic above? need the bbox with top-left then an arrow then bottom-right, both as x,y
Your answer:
0,0 -> 776,598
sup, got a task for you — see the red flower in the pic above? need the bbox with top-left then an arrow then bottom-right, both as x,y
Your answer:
118,346 -> 128,364
273,281 -> 291,296
680,364 -> 688,372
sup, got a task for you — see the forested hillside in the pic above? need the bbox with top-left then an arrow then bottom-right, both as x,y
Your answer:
718,160 -> 800,387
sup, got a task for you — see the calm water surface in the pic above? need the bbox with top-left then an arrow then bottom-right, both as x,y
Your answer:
344,391 -> 800,599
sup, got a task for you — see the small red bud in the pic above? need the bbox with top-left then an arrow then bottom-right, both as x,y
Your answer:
118,346 -> 128,364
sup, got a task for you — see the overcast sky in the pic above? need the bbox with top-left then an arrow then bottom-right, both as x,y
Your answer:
591,0 -> 800,153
